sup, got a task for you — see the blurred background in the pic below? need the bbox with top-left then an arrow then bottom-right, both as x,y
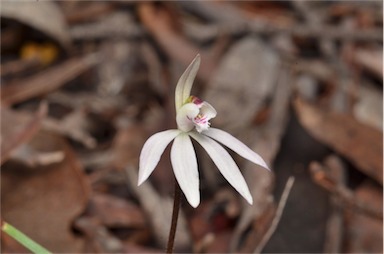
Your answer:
1,1 -> 382,253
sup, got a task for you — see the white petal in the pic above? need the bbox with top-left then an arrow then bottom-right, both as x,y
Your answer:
200,101 -> 217,119
202,128 -> 269,170
138,129 -> 181,185
171,133 -> 200,207
175,54 -> 201,111
189,132 -> 253,204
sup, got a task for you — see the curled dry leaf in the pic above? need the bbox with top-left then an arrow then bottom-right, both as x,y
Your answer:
0,1 -> 71,48
294,97 -> 383,184
1,131 -> 90,253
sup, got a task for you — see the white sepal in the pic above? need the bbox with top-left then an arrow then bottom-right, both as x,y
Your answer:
189,132 -> 253,205
171,133 -> 200,208
175,55 -> 201,111
138,129 -> 181,185
202,128 -> 269,170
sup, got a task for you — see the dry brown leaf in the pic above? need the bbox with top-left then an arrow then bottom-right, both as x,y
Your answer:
137,2 -> 216,82
0,226 -> 30,253
294,97 -> 383,184
0,102 -> 47,165
1,53 -> 100,106
235,1 -> 296,27
89,193 -> 146,229
0,1 -> 70,48
1,131 -> 91,253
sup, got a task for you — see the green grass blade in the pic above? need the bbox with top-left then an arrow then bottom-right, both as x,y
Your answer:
1,222 -> 52,254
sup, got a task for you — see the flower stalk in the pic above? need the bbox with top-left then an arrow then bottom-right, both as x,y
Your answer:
166,180 -> 182,254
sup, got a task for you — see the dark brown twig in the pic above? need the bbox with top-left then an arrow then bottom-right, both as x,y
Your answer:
309,161 -> 382,220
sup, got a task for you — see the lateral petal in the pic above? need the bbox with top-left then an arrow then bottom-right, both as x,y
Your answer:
203,128 -> 269,170
176,103 -> 199,132
175,54 -> 201,111
189,132 -> 253,205
138,129 -> 181,186
171,133 -> 200,208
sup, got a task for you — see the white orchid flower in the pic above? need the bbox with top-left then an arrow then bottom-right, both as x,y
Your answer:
138,54 -> 269,208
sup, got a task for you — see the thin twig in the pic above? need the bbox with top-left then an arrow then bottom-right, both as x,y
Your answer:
166,180 -> 182,254
310,161 -> 382,220
323,156 -> 346,253
254,176 -> 295,254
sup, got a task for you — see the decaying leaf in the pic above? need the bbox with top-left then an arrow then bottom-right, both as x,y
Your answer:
294,97 -> 383,184
1,131 -> 91,253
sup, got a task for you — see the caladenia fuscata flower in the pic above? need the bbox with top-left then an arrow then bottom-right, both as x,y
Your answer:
138,54 -> 269,208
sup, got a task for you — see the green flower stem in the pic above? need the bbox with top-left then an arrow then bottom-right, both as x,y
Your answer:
166,180 -> 182,254
1,221 -> 52,254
